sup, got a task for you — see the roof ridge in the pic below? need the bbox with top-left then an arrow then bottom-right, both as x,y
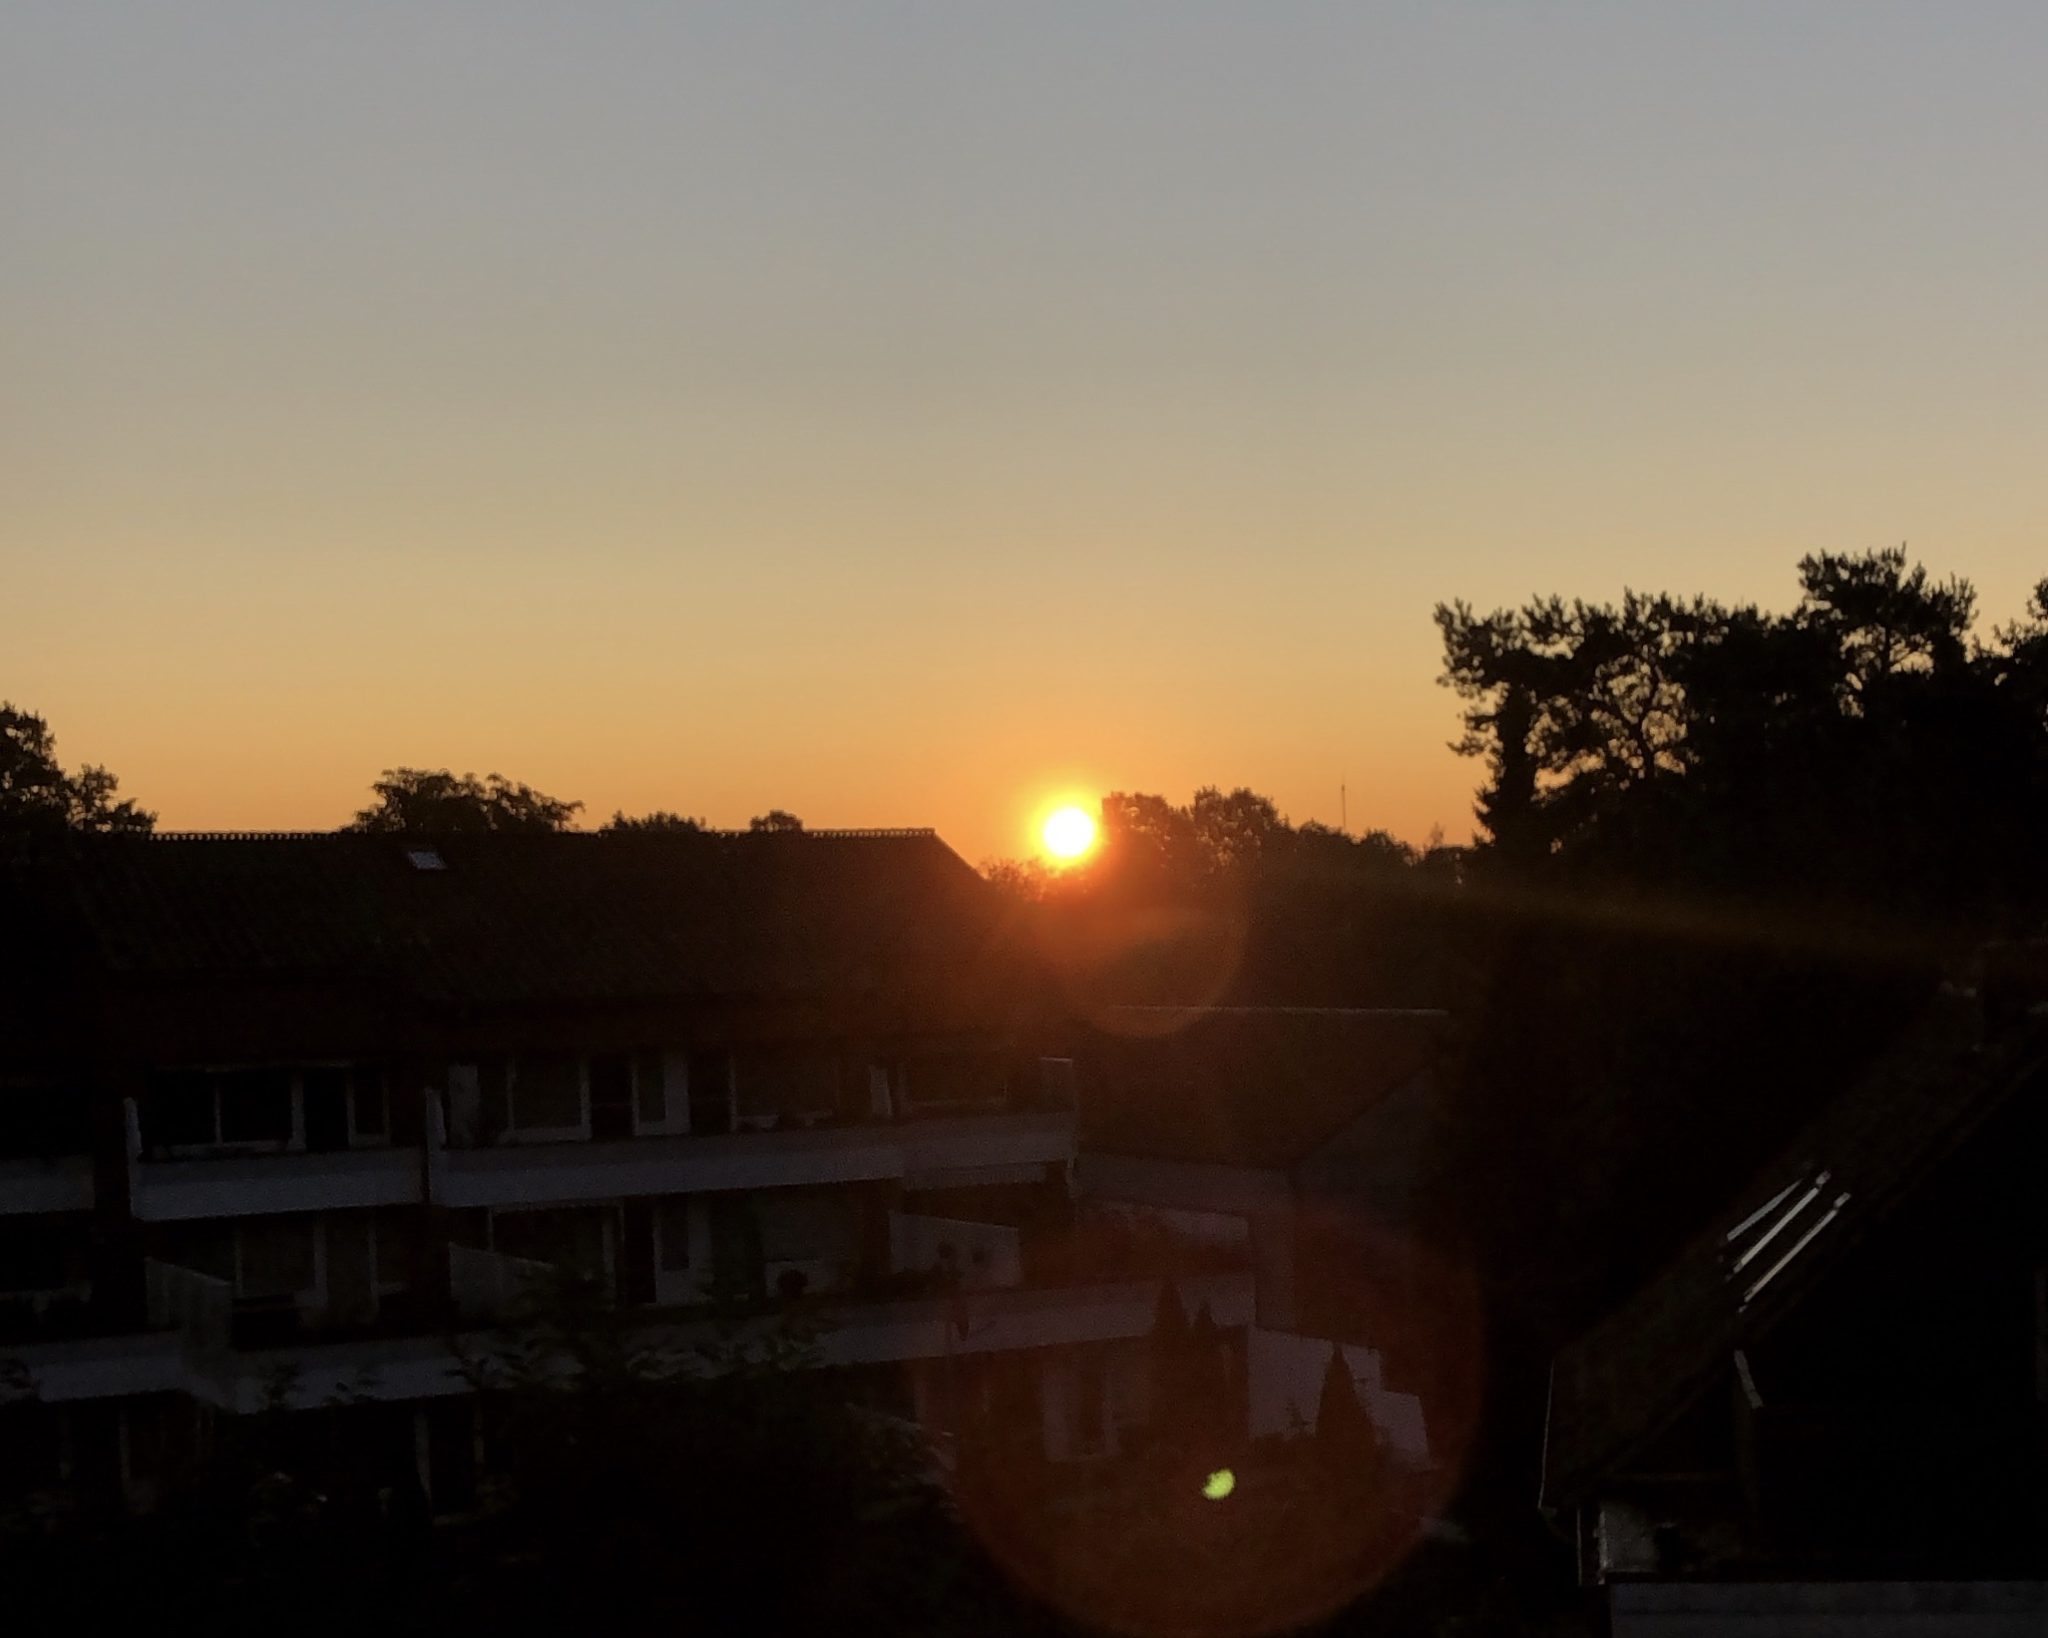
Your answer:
141,827 -> 941,842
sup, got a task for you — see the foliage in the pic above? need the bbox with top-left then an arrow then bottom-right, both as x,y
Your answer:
0,703 -> 154,840
748,808 -> 805,832
346,767 -> 582,833
1427,547 -> 2048,1340
599,808 -> 705,832
983,785 -> 1467,1010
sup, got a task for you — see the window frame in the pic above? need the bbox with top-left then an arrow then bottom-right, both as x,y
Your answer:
153,1066 -> 302,1158
149,1064 -> 396,1159
503,1054 -> 591,1144
632,1052 -> 682,1136
346,1066 -> 391,1147
683,1049 -> 737,1137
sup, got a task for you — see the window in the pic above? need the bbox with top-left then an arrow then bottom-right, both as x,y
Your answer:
372,1208 -> 415,1290
755,1192 -> 855,1264
735,1049 -> 838,1128
0,1404 -> 62,1498
903,1055 -> 1009,1112
404,846 -> 446,871
150,1073 -> 217,1149
0,1084 -> 91,1159
147,1067 -> 295,1152
708,1196 -> 764,1300
351,1067 -> 389,1139
0,1216 -> 77,1293
589,1054 -> 634,1142
494,1207 -> 607,1280
510,1055 -> 583,1133
658,1197 -> 692,1273
686,1049 -> 733,1135
238,1217 -> 318,1298
217,1070 -> 292,1145
634,1052 -> 668,1127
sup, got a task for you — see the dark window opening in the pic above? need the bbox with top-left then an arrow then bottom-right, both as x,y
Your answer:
511,1055 -> 582,1132
149,1072 -> 216,1149
589,1054 -> 633,1142
0,1216 -> 77,1292
493,1208 -> 606,1281
709,1196 -> 763,1302
218,1069 -> 293,1145
687,1049 -> 733,1135
633,1052 -> 667,1127
351,1067 -> 388,1137
0,1085 -> 91,1159
0,1404 -> 63,1498
658,1196 -> 692,1273
303,1068 -> 350,1153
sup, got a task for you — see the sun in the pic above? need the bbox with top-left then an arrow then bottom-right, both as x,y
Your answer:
1041,804 -> 1098,862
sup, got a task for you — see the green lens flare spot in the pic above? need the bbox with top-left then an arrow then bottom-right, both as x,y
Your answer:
1202,1468 -> 1235,1501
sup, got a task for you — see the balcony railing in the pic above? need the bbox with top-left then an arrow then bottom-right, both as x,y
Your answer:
0,1154 -> 95,1215
127,1144 -> 424,1221
449,1244 -> 555,1323
430,1110 -> 1074,1210
143,1268 -> 1259,1413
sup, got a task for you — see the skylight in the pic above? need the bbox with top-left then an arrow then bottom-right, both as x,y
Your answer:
1741,1192 -> 1850,1309
404,846 -> 447,871
1723,1164 -> 1851,1310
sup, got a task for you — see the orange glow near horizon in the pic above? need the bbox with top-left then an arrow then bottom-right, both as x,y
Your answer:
14,9 -> 2048,870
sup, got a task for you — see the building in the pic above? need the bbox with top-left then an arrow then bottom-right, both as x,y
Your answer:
1540,974 -> 2048,1635
0,828 -> 1252,1514
1072,1005 -> 1446,1467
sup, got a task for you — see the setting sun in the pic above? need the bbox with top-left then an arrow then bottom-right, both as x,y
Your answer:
1041,804 -> 1098,862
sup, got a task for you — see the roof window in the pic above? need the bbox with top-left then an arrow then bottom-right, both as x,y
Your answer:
404,846 -> 447,871
1723,1164 -> 1850,1309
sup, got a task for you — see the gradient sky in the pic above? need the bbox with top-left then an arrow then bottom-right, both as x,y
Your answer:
8,3 -> 2048,862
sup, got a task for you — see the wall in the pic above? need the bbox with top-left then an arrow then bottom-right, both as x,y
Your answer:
1246,1326 -> 1429,1462
889,1211 -> 1024,1290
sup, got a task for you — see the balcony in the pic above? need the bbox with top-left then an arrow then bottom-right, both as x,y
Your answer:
0,1262 -> 223,1404
431,1110 -> 1074,1211
196,1267 -> 1257,1412
0,1154 -> 94,1215
129,1146 -> 423,1222
0,1328 -> 189,1403
810,1270 -> 1256,1367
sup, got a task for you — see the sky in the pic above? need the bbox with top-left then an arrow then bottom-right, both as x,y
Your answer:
8,3 -> 2048,863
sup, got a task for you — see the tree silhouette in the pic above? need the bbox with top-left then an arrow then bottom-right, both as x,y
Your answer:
600,809 -> 705,833
347,768 -> 581,833
748,809 -> 804,833
1315,1345 -> 1376,1482
0,703 -> 154,841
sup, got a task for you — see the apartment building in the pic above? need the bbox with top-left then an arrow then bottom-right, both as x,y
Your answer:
1072,1006 -> 1443,1467
0,828 -> 1250,1513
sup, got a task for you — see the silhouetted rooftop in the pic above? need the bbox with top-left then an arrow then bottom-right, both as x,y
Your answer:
36,828 -> 1016,1007
1076,1006 -> 1447,1171
1542,989 -> 2048,1510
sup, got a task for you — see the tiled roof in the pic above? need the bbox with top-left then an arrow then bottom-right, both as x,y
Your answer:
44,829 -> 1016,1006
1075,1006 -> 1447,1171
1541,989 -> 2048,1509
